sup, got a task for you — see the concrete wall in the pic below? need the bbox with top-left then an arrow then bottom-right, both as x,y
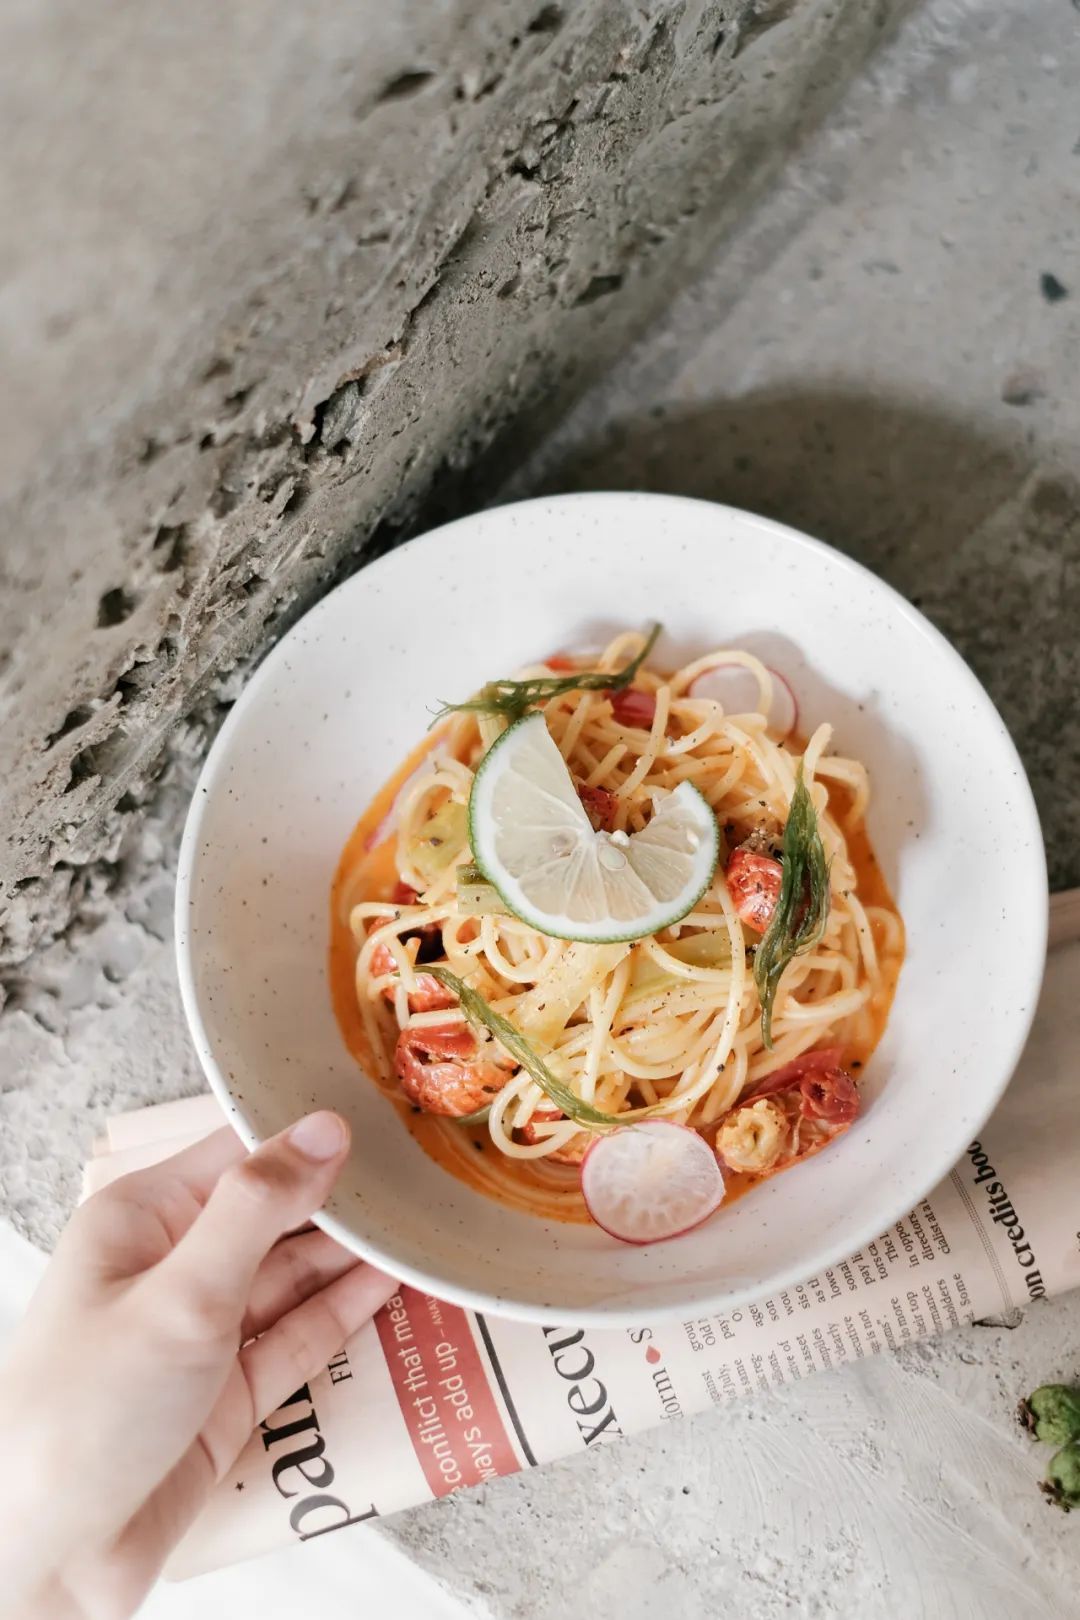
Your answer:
0,0 -> 914,983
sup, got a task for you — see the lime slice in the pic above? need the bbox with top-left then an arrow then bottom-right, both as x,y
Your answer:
468,712 -> 718,942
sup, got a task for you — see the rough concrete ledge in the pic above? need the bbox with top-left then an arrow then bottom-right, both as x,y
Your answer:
0,0 -> 914,985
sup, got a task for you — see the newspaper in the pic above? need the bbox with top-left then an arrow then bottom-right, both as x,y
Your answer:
79,900 -> 1080,1580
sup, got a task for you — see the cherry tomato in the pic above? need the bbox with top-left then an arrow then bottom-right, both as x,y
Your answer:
800,1067 -> 860,1123
609,687 -> 657,729
747,1048 -> 845,1099
391,880 -> 420,905
725,845 -> 783,933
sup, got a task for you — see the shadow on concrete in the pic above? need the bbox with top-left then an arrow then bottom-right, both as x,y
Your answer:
527,386 -> 1080,887
532,385 -> 1029,600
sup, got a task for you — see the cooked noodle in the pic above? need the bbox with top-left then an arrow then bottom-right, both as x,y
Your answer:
337,631 -> 904,1217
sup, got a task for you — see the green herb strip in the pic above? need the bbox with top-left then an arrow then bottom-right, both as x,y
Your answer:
453,1103 -> 493,1127
433,622 -> 662,725
752,764 -> 831,1049
428,964 -> 629,1129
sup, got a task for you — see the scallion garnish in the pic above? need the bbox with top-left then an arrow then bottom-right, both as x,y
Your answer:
432,623 -> 662,725
753,765 -> 831,1048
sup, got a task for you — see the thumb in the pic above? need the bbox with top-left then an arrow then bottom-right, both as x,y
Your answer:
153,1112 -> 351,1336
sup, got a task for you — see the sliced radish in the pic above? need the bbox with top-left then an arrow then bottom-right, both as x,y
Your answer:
581,1121 -> 725,1244
688,663 -> 797,737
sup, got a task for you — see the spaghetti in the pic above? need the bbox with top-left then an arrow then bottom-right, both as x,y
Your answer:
330,631 -> 904,1229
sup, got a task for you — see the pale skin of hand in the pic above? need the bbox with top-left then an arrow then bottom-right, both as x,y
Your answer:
0,1112 -> 397,1620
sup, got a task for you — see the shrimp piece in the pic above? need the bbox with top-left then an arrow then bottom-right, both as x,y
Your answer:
369,938 -> 456,1014
725,845 -> 783,933
715,1056 -> 861,1178
395,1026 -> 512,1117
715,1098 -> 789,1173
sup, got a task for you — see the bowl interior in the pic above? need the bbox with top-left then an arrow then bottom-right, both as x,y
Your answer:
177,493 -> 1046,1325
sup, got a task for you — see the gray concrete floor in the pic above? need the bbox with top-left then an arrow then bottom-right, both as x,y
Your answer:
2,0 -> 1079,1615
512,0 -> 1080,894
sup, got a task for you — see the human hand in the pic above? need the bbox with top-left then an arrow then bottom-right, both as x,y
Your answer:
0,1112 -> 396,1620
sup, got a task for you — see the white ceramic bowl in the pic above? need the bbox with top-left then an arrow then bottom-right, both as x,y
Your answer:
176,493 -> 1047,1326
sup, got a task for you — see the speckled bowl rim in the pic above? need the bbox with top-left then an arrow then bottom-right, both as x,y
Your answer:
176,492 -> 1048,1326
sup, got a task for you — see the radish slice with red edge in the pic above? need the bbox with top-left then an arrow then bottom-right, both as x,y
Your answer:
688,663 -> 797,737
581,1121 -> 725,1244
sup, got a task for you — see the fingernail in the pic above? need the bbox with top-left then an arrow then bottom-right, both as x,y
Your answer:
288,1111 -> 349,1161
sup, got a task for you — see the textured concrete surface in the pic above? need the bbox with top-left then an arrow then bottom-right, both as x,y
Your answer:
512,0 -> 1080,891
387,1297 -> 1080,1619
0,0 -> 912,974
0,0 -> 920,1239
2,0 -> 1080,1615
